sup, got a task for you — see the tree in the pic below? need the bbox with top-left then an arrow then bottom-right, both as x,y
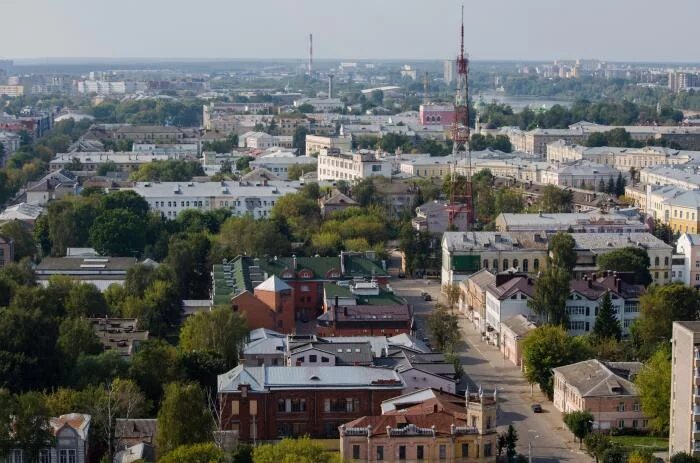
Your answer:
538,185 -> 572,213
159,443 -> 225,463
57,317 -> 103,366
0,389 -> 13,459
652,219 -> 675,245
521,325 -> 592,398
179,307 -> 248,369
65,351 -> 129,390
292,126 -> 309,156
253,437 -> 341,463
101,378 -> 149,459
596,247 -> 652,286
96,161 -> 118,176
633,283 -> 700,357
528,265 -> 570,325
287,163 -> 316,180
350,178 -> 379,207
235,156 -> 254,172
156,382 -> 212,456
101,190 -> 150,217
442,283 -> 461,312
548,232 -> 577,274
0,221 -> 35,261
495,189 -> 523,215
12,392 -> 55,463
497,424 -> 518,460
635,345 -> 671,434
592,292 -> 622,341
89,209 -> 146,257
177,350 -> 227,392
427,304 -> 460,352
628,450 -> 656,463
614,172 -> 626,196
584,433 -> 614,463
563,410 -> 593,447
129,339 -> 179,403
65,282 -> 108,317
165,232 -> 211,299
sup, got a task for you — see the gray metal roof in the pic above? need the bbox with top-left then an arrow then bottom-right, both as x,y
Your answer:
218,365 -> 404,392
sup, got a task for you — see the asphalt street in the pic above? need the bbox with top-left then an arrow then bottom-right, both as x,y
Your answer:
391,278 -> 590,463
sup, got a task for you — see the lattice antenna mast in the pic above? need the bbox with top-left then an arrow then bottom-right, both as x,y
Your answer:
449,4 -> 474,229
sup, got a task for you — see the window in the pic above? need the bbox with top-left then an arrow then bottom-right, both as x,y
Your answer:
617,402 -> 625,412
321,356 -> 330,363
231,400 -> 240,415
325,398 -> 357,412
39,449 -> 50,463
10,449 -> 23,463
493,259 -> 499,271
665,257 -> 669,266
512,259 -> 519,270
484,443 -> 493,457
353,445 -> 361,460
439,444 -> 447,460
503,259 -> 509,269
417,445 -> 425,460
632,419 -> 639,429
59,449 -> 76,463
654,256 -> 659,266
483,259 -> 489,269
633,402 -> 640,412
461,443 -> 469,458
376,446 -> 384,461
618,419 -> 625,429
398,446 -> 406,460
533,259 -> 540,271
309,355 -> 317,363
522,259 -> 529,272
486,415 -> 492,430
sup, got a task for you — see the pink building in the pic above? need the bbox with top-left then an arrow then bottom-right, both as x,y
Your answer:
419,104 -> 455,126
340,388 -> 498,462
553,360 -> 648,432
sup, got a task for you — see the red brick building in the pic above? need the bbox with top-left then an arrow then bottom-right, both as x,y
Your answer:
213,253 -> 389,323
217,365 -> 405,440
229,275 -> 296,332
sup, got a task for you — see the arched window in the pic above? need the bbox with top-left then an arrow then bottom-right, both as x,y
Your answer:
483,260 -> 489,270
493,259 -> 499,272
664,256 -> 669,266
533,259 -> 540,271
654,256 -> 660,266
503,259 -> 509,270
522,259 -> 529,272
513,259 -> 519,270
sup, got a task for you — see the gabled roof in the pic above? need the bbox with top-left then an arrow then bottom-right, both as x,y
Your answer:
501,314 -> 538,338
320,190 -> 358,207
553,359 -> 642,398
50,413 -> 91,440
486,276 -> 535,300
255,275 -> 292,292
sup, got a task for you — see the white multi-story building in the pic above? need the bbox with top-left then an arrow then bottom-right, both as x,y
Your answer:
540,160 -> 621,189
293,98 -> 344,112
249,151 -> 317,180
132,143 -> 199,157
670,321 -> 700,457
239,131 -> 293,150
76,80 -> 134,95
49,152 -> 177,174
0,85 -> 24,97
317,149 -> 392,182
546,141 -> 700,169
640,165 -> 700,190
305,135 -> 352,156
128,181 -> 298,219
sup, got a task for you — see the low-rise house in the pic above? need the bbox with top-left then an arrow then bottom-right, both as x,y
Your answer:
500,314 -> 537,368
340,388 -> 498,462
374,349 -> 458,393
89,318 -> 149,357
241,329 -> 430,368
228,275 -> 296,333
249,151 -> 316,180
676,233 -> 700,287
113,418 -> 157,463
217,365 -> 405,440
318,281 -> 412,337
319,189 -> 358,217
459,268 -> 495,331
553,360 -> 647,432
0,202 -> 44,226
36,255 -> 138,291
484,272 -> 536,345
8,413 -> 91,463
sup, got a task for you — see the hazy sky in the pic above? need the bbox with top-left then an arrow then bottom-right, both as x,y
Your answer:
1,0 -> 698,62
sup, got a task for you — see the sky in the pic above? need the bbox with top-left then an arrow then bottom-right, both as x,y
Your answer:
1,0 -> 699,63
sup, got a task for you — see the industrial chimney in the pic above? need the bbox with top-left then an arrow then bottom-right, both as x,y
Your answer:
308,33 -> 313,76
328,73 -> 334,99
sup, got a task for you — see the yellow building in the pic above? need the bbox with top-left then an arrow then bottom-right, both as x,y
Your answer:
662,190 -> 700,233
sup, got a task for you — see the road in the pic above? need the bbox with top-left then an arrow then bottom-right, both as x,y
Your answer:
391,278 -> 589,463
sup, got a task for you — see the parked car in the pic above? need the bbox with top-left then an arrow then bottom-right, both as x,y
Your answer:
423,293 -> 432,301
531,403 -> 543,413
398,272 -> 405,278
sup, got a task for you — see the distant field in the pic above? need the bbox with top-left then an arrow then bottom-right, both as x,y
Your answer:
610,435 -> 668,452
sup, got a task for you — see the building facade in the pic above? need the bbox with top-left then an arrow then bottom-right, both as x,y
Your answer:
670,321 -> 700,457
317,150 -> 392,182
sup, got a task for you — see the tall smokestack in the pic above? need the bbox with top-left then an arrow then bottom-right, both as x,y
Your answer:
328,73 -> 334,99
308,33 -> 313,76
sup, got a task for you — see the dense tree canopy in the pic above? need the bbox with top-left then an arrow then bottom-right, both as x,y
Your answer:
597,247 -> 652,286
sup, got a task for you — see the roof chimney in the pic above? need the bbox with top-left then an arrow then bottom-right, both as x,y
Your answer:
343,306 -> 348,316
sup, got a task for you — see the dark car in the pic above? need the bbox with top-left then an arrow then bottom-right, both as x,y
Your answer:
423,293 -> 432,301
531,403 -> 543,413
398,272 -> 406,278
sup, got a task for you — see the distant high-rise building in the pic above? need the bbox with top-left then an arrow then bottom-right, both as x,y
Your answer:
443,59 -> 456,84
669,70 -> 700,93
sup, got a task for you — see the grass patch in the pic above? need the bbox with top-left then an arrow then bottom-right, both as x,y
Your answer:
610,435 -> 668,452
